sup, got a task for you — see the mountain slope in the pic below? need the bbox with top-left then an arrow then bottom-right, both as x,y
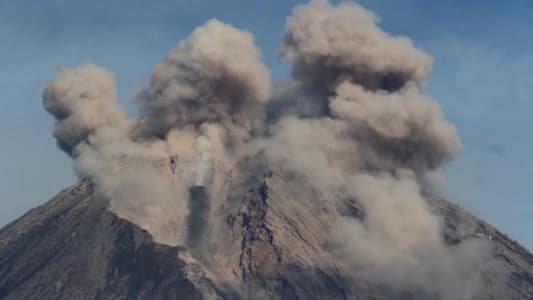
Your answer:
1,164 -> 533,300
0,180 -> 213,300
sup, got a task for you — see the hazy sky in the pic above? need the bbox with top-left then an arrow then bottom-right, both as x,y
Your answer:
0,0 -> 532,249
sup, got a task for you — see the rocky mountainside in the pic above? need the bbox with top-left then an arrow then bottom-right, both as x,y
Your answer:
1,161 -> 533,300
0,179 -> 210,300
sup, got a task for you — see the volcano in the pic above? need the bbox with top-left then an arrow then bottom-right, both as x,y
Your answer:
4,0 -> 533,299
1,158 -> 532,300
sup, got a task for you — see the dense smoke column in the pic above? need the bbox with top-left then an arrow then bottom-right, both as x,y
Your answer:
186,186 -> 211,259
133,19 -> 271,143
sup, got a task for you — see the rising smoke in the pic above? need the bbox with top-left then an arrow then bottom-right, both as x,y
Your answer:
43,64 -> 129,155
43,1 -> 495,298
133,19 -> 271,146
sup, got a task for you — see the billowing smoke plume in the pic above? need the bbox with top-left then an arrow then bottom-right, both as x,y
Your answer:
42,1 -> 496,298
330,82 -> 461,172
42,20 -> 272,246
282,0 -> 431,91
276,0 -> 432,117
74,127 -> 188,245
134,19 -> 271,148
43,64 -> 129,155
259,1 -> 479,298
263,0 -> 460,188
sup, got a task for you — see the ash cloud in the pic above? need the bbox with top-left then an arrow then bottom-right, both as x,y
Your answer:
42,1 -> 498,298
74,127 -> 188,246
134,19 -> 271,148
260,1 -> 482,298
280,0 -> 432,102
42,19 -> 271,247
330,82 -> 461,172
43,64 -> 129,155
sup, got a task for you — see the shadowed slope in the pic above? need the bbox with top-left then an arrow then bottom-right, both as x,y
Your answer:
0,180 -> 210,300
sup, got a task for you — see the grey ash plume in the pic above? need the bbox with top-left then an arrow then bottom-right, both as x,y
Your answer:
41,1 -> 500,299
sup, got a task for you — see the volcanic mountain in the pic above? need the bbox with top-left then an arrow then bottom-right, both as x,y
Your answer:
3,0 -> 533,299
0,157 -> 532,299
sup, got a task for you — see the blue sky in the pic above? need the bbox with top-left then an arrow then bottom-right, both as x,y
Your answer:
0,0 -> 531,249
